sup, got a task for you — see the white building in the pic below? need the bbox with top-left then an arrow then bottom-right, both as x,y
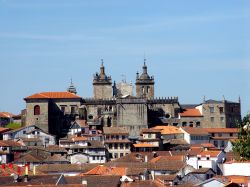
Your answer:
222,161 -> 250,176
186,150 -> 225,173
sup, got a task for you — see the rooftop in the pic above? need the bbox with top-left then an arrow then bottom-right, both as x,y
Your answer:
180,108 -> 202,117
24,92 -> 81,100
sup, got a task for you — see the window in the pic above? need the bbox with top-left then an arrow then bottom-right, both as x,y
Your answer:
120,153 -> 124,157
219,107 -> 224,113
196,121 -> 201,127
114,153 -> 118,158
125,144 -> 130,149
218,133 -> 222,137
122,135 -> 125,140
148,134 -> 152,138
108,144 -> 112,149
230,133 -> 233,137
116,135 -> 119,140
221,141 -> 225,147
120,143 -> 124,149
197,157 -> 201,160
100,156 -> 103,160
189,122 -> 193,127
71,106 -> 76,114
114,143 -> 118,149
88,115 -> 93,120
220,117 -> 224,122
23,131 -> 26,134
209,107 -> 214,113
210,117 -> 214,123
182,122 -> 187,127
211,133 -> 215,137
199,166 -> 202,168
206,157 -> 210,160
34,105 -> 40,115
214,140 -> 218,147
93,156 -> 96,160
61,106 -> 66,113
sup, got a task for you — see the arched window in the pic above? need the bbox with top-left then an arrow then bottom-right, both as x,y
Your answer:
34,105 -> 40,115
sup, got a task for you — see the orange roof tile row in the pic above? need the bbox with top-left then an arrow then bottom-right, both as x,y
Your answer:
197,150 -> 221,157
152,126 -> 183,135
133,143 -> 158,148
180,108 -> 202,117
0,112 -> 15,118
82,165 -> 126,176
25,92 -> 81,100
203,128 -> 239,133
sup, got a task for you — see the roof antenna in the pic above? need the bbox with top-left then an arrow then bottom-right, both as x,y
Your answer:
101,59 -> 104,66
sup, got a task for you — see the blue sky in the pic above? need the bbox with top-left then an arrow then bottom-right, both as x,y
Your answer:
0,0 -> 249,115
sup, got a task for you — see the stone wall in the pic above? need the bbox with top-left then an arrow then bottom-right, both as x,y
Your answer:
116,100 -> 148,137
93,84 -> 112,99
26,100 -> 49,132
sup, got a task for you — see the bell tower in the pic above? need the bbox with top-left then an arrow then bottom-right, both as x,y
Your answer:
135,59 -> 154,98
93,60 -> 112,99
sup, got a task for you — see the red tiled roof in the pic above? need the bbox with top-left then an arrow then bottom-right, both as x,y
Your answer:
0,128 -> 10,133
133,143 -> 158,148
198,150 -> 221,157
25,92 -> 81,100
82,165 -> 126,176
180,108 -> 202,117
0,112 -> 15,118
203,128 -> 239,133
181,127 -> 208,135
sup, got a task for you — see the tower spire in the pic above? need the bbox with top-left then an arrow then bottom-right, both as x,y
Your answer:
67,78 -> 77,94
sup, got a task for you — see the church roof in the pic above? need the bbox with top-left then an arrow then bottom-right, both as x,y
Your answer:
24,92 -> 81,100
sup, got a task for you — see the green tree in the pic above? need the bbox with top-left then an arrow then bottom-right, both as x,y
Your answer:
232,114 -> 250,160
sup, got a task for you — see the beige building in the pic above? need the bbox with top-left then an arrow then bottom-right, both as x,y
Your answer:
103,127 -> 131,159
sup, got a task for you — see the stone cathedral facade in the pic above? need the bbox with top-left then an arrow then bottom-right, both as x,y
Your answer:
23,61 -> 242,138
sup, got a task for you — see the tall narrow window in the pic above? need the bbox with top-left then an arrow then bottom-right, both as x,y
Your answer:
34,105 -> 40,115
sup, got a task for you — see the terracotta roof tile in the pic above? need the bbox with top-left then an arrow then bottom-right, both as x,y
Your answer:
203,128 -> 239,133
180,108 -> 202,117
82,165 -> 126,176
25,92 -> 81,100
103,127 -> 129,135
197,150 -> 221,157
150,155 -> 184,163
181,127 -> 209,135
133,143 -> 158,148
152,126 -> 183,135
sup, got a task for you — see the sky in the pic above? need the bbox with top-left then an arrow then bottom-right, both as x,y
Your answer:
0,0 -> 249,116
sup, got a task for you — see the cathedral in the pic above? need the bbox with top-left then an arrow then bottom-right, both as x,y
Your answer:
23,61 -> 242,138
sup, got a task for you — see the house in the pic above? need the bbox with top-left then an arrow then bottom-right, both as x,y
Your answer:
179,107 -> 203,127
186,149 -> 225,174
0,112 -> 14,127
60,137 -> 107,164
136,128 -> 163,151
3,125 -> 56,146
181,168 -> 216,186
0,140 -> 23,163
195,177 -> 231,187
203,128 -> 239,150
181,127 -> 210,144
68,120 -> 88,136
0,127 -> 11,140
222,161 -> 250,176
103,127 -> 131,159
